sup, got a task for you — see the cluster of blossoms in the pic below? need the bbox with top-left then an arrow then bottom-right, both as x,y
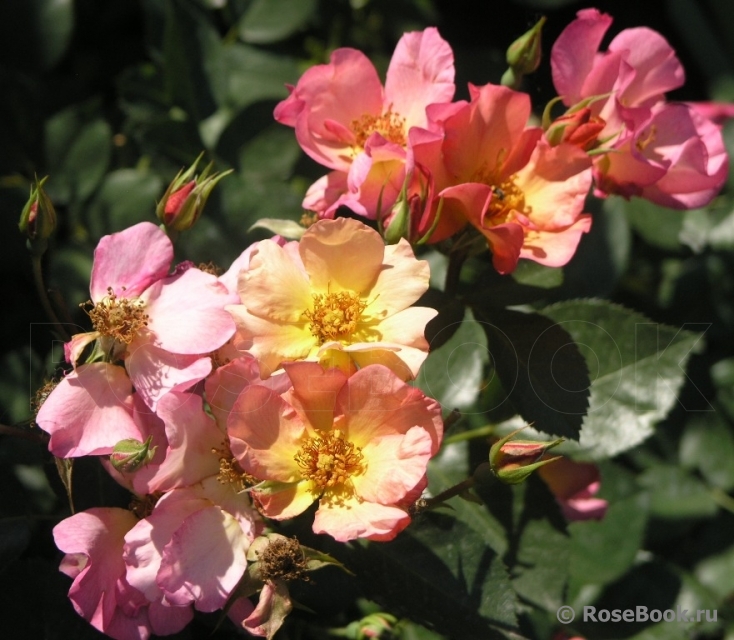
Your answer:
277,10 -> 729,273
29,8 -> 724,639
36,218 -> 443,638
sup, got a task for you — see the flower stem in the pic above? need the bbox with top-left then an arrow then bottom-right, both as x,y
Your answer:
412,476 -> 476,514
443,423 -> 496,445
31,255 -> 70,342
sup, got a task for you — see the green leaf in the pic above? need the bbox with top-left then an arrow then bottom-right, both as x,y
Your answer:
511,260 -> 563,289
569,494 -> 648,589
512,517 -> 569,611
344,513 -> 523,640
239,126 -> 301,182
238,0 -> 317,44
679,410 -> 734,491
36,0 -> 74,69
45,114 -> 112,204
204,42 -> 299,111
540,300 -> 705,459
416,309 -> 490,415
623,196 -> 687,251
638,465 -> 718,519
427,443 -> 508,555
85,169 -> 164,237
695,544 -> 734,600
475,307 -> 590,440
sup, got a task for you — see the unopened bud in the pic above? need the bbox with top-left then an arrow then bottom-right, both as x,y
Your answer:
156,153 -> 233,232
501,17 -> 546,89
110,435 -> 156,473
19,176 -> 57,256
489,428 -> 563,485
546,107 -> 605,150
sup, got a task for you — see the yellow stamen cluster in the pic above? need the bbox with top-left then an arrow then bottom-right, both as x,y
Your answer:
635,124 -> 657,152
294,429 -> 365,491
213,441 -> 254,493
303,291 -> 366,344
81,287 -> 148,344
299,211 -> 318,228
485,176 -> 530,225
129,492 -> 162,519
351,108 -> 406,150
197,261 -> 224,276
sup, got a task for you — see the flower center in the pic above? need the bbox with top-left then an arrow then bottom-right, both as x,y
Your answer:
485,176 -> 530,225
351,108 -> 406,150
294,429 -> 365,491
635,124 -> 657,153
81,287 -> 148,344
303,291 -> 366,345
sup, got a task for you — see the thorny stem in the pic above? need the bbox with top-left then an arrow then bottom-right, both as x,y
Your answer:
412,476 -> 476,514
32,255 -> 70,342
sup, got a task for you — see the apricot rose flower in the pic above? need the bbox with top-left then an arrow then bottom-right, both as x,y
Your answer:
227,218 -> 436,380
227,362 -> 443,542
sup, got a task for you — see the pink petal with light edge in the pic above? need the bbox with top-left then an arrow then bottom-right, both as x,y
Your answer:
254,480 -> 317,520
336,364 -> 443,452
302,171 -> 349,216
442,84 -> 534,182
282,361 -> 347,432
360,306 -> 437,354
205,355 -> 290,429
608,27 -> 684,104
125,340 -> 212,412
144,268 -> 236,355
299,218 -> 385,294
313,496 -> 411,542
282,48 -> 383,171
127,392 -> 222,494
157,506 -> 249,612
90,222 -> 173,302
352,426 -> 434,505
54,508 -> 151,640
124,493 -> 210,602
551,8 -> 613,105
385,27 -> 455,130
147,599 -> 193,637
347,347 -> 416,382
237,240 -> 313,322
367,240 -> 431,317
228,385 -> 307,482
36,363 -> 142,457
518,141 -> 592,229
225,305 -> 316,378
518,215 -> 592,267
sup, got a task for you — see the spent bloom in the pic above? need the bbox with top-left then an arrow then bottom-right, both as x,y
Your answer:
227,362 -> 443,542
275,27 -> 454,221
227,218 -> 436,380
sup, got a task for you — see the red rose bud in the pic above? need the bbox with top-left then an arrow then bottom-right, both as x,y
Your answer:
501,16 -> 546,89
546,107 -> 606,150
156,152 -> 233,232
110,435 -> 156,473
489,427 -> 563,485
19,176 -> 57,256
